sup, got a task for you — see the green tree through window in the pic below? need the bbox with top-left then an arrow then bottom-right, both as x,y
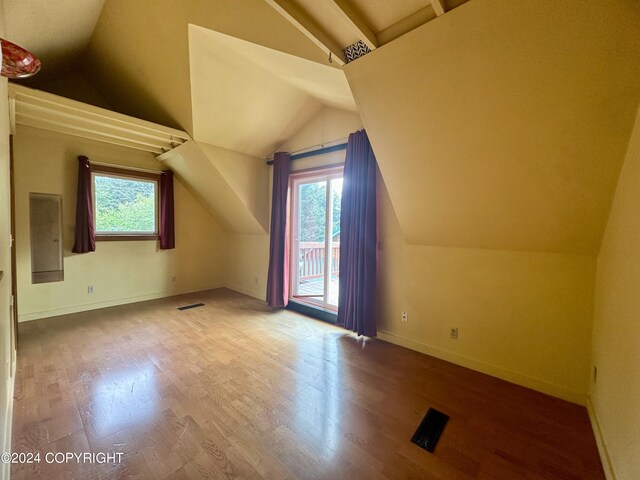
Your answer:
298,180 -> 342,242
94,175 -> 156,233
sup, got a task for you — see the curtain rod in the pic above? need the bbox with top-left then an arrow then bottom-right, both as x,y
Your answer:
265,136 -> 349,165
90,160 -> 164,174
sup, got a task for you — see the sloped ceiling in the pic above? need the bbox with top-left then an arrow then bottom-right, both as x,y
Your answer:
83,0 -> 339,135
6,0 -> 640,256
157,141 -> 268,234
345,0 -> 640,255
6,0 -> 459,126
348,0 -> 433,32
264,0 -> 472,58
188,25 -> 356,158
4,0 -> 106,86
347,0 -> 469,33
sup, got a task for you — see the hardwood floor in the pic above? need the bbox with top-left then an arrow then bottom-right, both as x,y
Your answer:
11,288 -> 604,479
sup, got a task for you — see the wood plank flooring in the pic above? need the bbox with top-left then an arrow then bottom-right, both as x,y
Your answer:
11,288 -> 604,479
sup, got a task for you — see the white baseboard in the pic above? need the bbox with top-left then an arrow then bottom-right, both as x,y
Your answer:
2,374 -> 15,480
377,330 -> 587,406
224,283 -> 265,301
18,284 -> 225,322
587,398 -> 616,480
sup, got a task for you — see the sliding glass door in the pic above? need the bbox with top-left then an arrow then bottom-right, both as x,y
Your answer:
290,167 -> 343,311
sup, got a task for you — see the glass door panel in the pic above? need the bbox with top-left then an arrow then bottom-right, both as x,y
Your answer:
290,167 -> 343,313
327,177 -> 343,307
294,181 -> 326,303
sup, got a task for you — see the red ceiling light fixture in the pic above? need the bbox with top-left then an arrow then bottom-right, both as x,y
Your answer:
1,38 -> 41,79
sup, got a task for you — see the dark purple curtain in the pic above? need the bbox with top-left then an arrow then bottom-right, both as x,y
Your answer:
72,155 -> 95,254
337,130 -> 378,337
266,152 -> 291,307
159,170 -> 175,250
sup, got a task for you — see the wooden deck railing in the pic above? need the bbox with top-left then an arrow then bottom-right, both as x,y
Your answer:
299,242 -> 340,281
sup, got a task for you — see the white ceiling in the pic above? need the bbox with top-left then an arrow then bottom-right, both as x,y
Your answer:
348,0 -> 431,32
293,0 -> 361,48
188,24 -> 356,158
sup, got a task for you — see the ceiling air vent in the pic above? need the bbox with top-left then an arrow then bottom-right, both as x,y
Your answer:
343,40 -> 371,63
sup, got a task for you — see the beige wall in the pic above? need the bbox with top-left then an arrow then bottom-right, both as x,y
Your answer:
336,0 -> 640,405
13,126 -> 227,322
223,107 -> 362,300
225,234 -> 270,300
158,141 -> 269,234
225,106 -> 596,404
378,182 -> 596,404
197,142 -> 270,231
344,0 -> 640,255
1,4 -> 17,475
225,108 -> 362,300
591,105 -> 640,479
280,107 -> 363,171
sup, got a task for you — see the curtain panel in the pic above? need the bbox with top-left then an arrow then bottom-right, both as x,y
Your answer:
159,169 -> 175,250
266,152 -> 291,307
71,155 -> 95,254
337,130 -> 378,337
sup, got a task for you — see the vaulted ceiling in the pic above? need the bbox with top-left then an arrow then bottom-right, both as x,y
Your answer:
188,24 -> 356,158
345,0 -> 640,254
4,0 -> 106,86
5,0 -> 467,135
4,0 -> 640,250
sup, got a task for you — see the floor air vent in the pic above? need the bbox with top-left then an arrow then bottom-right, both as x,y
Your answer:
411,408 -> 449,453
177,303 -> 205,311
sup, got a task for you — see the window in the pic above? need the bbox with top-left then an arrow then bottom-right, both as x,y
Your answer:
91,165 -> 160,240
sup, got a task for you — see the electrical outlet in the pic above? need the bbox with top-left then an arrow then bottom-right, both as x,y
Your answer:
401,311 -> 408,323
87,285 -> 94,294
450,327 -> 458,339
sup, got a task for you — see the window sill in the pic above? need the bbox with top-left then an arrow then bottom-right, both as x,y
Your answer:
95,234 -> 159,241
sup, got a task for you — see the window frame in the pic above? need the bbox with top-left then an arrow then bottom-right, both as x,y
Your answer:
288,165 -> 344,313
91,164 -> 161,241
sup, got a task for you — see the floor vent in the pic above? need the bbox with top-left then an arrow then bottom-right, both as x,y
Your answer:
411,408 -> 449,453
177,303 -> 205,311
